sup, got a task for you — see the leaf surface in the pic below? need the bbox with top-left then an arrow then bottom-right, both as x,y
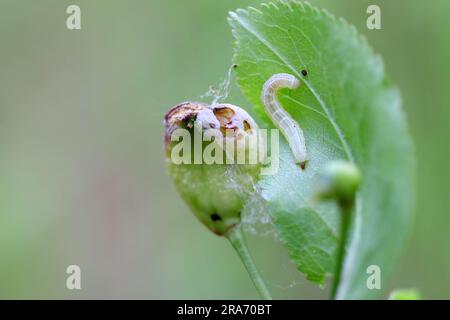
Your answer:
229,0 -> 414,298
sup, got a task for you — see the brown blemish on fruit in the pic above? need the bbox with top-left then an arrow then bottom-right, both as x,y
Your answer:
164,102 -> 206,131
243,120 -> 251,132
213,106 -> 240,136
163,102 -> 208,151
213,107 -> 235,125
164,102 -> 258,153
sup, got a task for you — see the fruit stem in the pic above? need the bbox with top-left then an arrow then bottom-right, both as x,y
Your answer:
331,203 -> 353,299
226,226 -> 272,300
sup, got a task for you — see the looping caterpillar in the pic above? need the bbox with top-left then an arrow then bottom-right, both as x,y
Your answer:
261,73 -> 308,169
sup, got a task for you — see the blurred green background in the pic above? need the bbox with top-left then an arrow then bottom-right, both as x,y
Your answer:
0,0 -> 449,299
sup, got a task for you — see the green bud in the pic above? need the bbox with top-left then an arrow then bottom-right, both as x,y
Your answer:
163,102 -> 264,235
316,160 -> 362,207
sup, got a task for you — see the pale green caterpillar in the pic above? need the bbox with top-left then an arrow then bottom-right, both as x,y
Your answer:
261,73 -> 308,169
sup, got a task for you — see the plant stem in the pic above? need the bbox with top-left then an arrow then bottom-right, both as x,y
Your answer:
226,226 -> 272,300
331,203 -> 353,299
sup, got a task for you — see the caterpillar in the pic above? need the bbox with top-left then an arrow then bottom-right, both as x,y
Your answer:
261,73 -> 307,169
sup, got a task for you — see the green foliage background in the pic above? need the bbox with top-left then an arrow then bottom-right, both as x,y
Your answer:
0,0 -> 449,298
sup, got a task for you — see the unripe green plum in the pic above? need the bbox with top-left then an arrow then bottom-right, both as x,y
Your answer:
164,102 -> 264,235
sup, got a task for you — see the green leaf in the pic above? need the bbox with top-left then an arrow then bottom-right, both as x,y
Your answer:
229,0 -> 414,298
